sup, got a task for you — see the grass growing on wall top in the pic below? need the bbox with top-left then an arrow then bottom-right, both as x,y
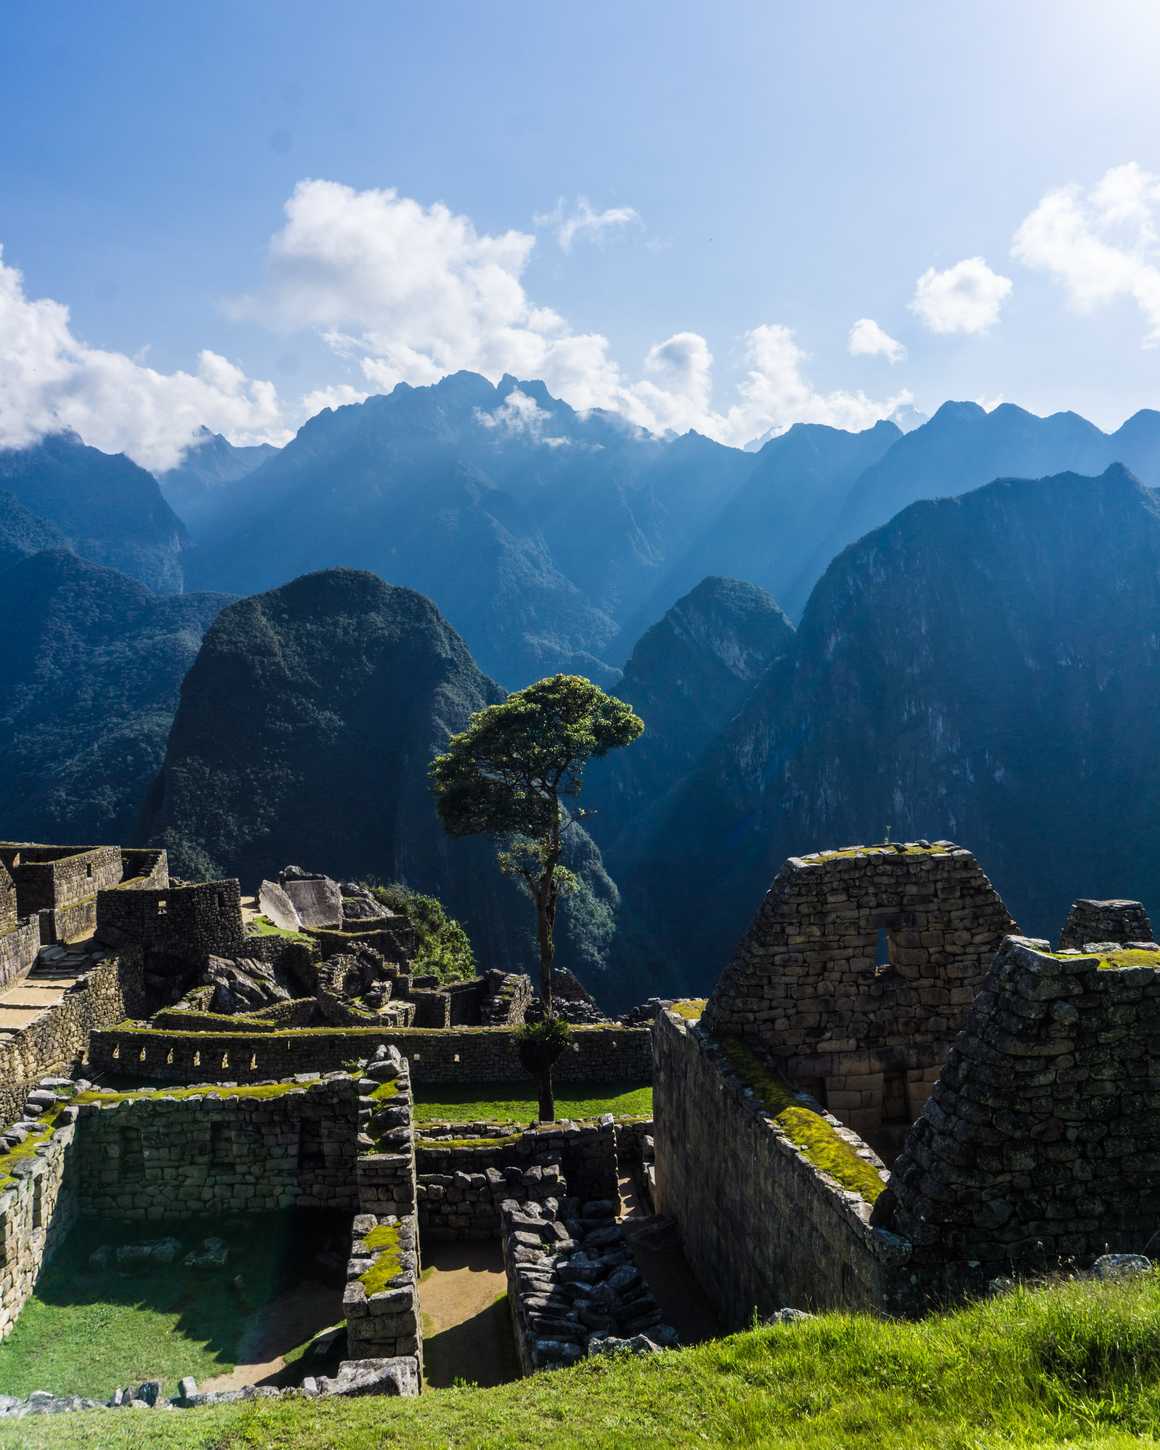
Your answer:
10,1271 -> 1160,1447
357,1221 -> 403,1296
0,1109 -> 64,1192
1043,947 -> 1160,971
416,1132 -> 523,1151
411,1080 -> 652,1126
718,1039 -> 886,1204
670,998 -> 706,1021
247,915 -> 313,943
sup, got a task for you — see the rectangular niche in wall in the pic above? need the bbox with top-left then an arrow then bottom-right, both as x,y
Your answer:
120,1126 -> 145,1174
209,1121 -> 234,1166
297,1118 -> 325,1170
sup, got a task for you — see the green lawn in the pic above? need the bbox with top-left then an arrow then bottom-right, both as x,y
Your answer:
411,1079 -> 652,1126
0,1213 -> 348,1401
6,1271 -> 1160,1447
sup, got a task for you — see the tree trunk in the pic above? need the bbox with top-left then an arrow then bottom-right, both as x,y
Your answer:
538,1062 -> 555,1122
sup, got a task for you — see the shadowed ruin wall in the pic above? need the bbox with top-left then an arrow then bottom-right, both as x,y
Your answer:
95,880 -> 245,959
703,844 -> 1015,1151
652,1009 -> 905,1326
888,937 -> 1160,1302
74,1076 -> 360,1218
0,1118 -> 77,1341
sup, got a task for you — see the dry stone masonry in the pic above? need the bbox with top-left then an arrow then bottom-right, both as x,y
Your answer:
501,1195 -> 677,1373
703,843 -> 1015,1154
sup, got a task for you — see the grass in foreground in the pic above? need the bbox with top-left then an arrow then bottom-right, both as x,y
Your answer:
6,1272 -> 1160,1448
411,1080 -> 652,1126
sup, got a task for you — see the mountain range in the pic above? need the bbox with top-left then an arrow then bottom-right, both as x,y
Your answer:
3,378 -> 1160,1004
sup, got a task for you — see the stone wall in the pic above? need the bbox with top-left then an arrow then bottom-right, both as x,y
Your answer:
0,953 -> 145,1126
0,846 -> 123,918
344,1214 -> 422,1370
87,1022 -> 653,1086
95,880 -> 245,961
0,1111 -> 78,1340
501,1196 -> 675,1374
702,844 -> 1015,1153
0,920 -> 41,992
1059,899 -> 1153,949
355,1050 -> 418,1221
0,863 -> 17,936
887,936 -> 1160,1304
652,1007 -> 908,1327
74,1075 -> 360,1218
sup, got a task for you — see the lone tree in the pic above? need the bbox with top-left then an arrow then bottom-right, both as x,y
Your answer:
430,674 -> 643,1120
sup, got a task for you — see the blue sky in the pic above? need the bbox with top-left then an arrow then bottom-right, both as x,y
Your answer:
5,0 -> 1160,468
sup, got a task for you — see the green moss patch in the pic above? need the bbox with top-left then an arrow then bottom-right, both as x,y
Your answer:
719,1039 -> 885,1204
247,916 -> 313,944
811,842 -> 953,861
0,1110 -> 64,1193
416,1133 -> 523,1151
75,1081 -> 313,1107
671,998 -> 706,1021
1044,947 -> 1160,971
358,1222 -> 404,1296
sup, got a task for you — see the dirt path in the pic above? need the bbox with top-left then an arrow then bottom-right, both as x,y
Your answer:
619,1172 -> 722,1345
420,1240 -> 518,1388
200,1280 -> 344,1392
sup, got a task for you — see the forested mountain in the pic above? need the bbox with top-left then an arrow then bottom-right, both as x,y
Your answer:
585,576 -> 794,868
0,550 -> 227,842
611,464 -> 1160,996
0,433 -> 188,591
140,567 -> 621,982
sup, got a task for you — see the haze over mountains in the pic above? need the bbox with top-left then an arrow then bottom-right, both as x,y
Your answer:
2,374 -> 1160,1004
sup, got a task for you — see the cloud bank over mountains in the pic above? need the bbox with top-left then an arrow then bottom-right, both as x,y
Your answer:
1,162 -> 1155,471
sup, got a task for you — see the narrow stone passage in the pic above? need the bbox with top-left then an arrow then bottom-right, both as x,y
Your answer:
618,1172 -> 722,1345
419,1240 -> 519,1388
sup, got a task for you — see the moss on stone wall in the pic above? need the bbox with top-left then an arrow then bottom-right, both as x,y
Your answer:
718,1038 -> 886,1204
1044,947 -> 1160,970
358,1221 -> 403,1296
671,998 -> 706,1021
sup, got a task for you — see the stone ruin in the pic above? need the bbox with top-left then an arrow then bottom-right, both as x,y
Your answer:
655,840 -> 1160,1324
0,834 -> 663,1415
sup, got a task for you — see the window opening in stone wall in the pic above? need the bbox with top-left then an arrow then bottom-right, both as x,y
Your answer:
85,863 -> 93,879
156,898 -> 168,916
875,928 -> 891,967
31,1177 -> 43,1230
298,1118 -> 325,1169
882,1071 -> 910,1125
120,1126 -> 144,1174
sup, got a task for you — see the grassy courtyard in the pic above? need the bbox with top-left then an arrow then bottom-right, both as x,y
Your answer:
0,1212 -> 348,1401
411,1079 -> 653,1126
4,1269 -> 1160,1447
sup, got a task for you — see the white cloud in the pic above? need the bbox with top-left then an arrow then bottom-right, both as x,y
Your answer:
848,317 -> 906,363
910,256 -> 1013,335
1012,162 -> 1160,345
236,181 -> 910,449
534,196 -> 641,253
0,246 -> 288,472
475,388 -> 569,446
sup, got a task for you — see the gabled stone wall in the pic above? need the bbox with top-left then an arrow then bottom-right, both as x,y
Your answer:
703,844 -> 1015,1151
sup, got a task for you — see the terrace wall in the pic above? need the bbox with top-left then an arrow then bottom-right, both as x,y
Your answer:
0,1117 -> 78,1341
87,1022 -> 652,1086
